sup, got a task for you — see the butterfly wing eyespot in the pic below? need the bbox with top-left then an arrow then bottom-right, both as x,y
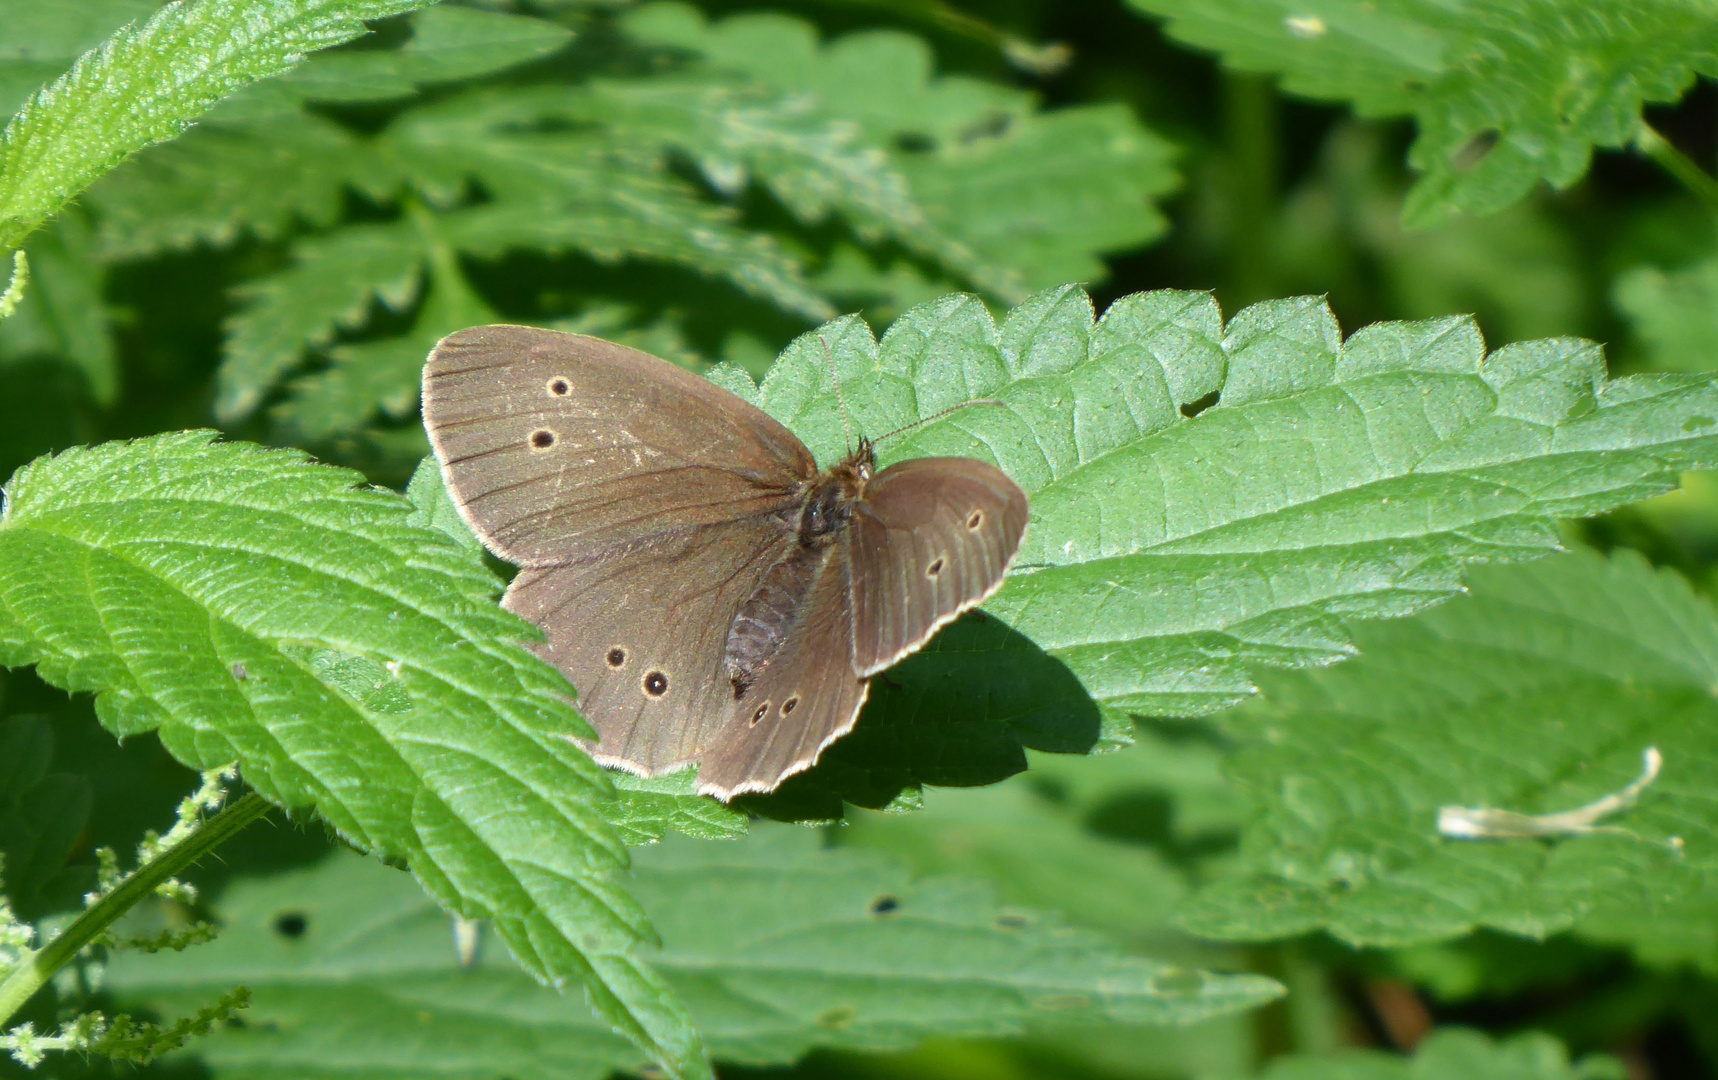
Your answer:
643,670 -> 669,697
926,558 -> 944,577
749,702 -> 769,726
529,428 -> 557,450
782,696 -> 799,714
966,510 -> 983,530
605,647 -> 626,668
547,377 -> 571,396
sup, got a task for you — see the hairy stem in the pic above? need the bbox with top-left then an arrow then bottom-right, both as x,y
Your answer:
0,792 -> 273,1027
1636,121 -> 1718,219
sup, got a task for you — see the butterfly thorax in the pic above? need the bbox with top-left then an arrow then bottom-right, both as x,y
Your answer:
724,441 -> 875,695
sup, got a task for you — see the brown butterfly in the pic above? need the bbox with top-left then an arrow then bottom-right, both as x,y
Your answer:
422,325 -> 1028,799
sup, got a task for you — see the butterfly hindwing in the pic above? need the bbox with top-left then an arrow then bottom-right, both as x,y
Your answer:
846,456 -> 1029,675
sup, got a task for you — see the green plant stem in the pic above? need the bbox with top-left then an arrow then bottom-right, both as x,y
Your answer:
1635,121 -> 1718,219
1223,71 -> 1280,309
0,792 -> 273,1028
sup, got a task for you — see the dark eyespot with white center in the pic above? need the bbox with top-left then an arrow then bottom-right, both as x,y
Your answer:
605,647 -> 626,668
643,671 -> 668,697
926,558 -> 944,577
782,696 -> 799,715
966,510 -> 983,530
529,429 -> 557,450
547,377 -> 571,396
750,702 -> 769,726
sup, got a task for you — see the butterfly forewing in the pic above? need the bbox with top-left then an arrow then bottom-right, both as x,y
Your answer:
424,325 -> 816,776
846,457 -> 1029,675
423,325 -> 815,565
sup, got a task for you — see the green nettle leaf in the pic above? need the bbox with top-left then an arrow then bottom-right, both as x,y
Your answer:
705,285 -> 1718,811
623,2 -> 1178,295
1178,549 -> 1718,973
101,826 -> 1280,1079
1124,0 -> 1718,227
89,114 -> 400,260
0,433 -> 707,1079
1260,1028 -> 1624,1080
0,0 -> 439,253
1613,254 -> 1718,374
220,220 -> 427,422
0,713 -> 94,917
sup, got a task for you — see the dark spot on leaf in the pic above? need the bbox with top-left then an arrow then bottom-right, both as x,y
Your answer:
1150,969 -> 1205,996
783,696 -> 798,715
894,131 -> 935,154
959,111 -> 1012,143
274,912 -> 308,939
231,662 -> 247,681
1452,129 -> 1500,172
1180,390 -> 1220,418
926,558 -> 944,577
870,895 -> 899,915
966,511 -> 983,530
644,670 -> 668,697
1684,415 -> 1714,432
994,912 -> 1028,930
606,647 -> 626,668
816,1005 -> 858,1029
547,377 -> 571,396
529,429 -> 556,450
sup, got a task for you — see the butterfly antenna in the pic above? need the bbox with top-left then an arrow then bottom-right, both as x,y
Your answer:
818,333 -> 856,454
873,398 -> 1005,445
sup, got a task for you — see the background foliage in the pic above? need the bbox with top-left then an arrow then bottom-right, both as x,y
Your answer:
3,0 -> 1718,1078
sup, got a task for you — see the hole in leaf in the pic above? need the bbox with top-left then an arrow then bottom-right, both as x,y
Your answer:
1180,390 -> 1220,418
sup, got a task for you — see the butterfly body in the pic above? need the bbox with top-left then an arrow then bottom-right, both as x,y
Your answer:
423,326 -> 1027,799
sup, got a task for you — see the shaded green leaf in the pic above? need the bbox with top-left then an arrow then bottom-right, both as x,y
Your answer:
0,0 -> 437,252
1613,254 -> 1718,374
219,220 -> 426,422
1124,0 -> 1718,226
624,3 -> 1178,296
1261,1028 -> 1623,1080
1178,549 -> 1718,973
90,114 -> 401,259
0,211 -> 117,405
103,826 -> 1279,1079
0,432 -> 706,1078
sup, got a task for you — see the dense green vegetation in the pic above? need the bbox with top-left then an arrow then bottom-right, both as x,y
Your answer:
2,1 -> 1717,1077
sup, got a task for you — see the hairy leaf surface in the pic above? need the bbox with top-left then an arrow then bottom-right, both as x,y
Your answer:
0,433 -> 706,1078
701,286 -> 1718,812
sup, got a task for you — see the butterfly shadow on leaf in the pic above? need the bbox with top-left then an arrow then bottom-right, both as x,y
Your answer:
734,610 -> 1100,822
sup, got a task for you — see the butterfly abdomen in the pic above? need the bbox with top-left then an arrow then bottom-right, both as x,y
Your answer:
724,542 -> 834,696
